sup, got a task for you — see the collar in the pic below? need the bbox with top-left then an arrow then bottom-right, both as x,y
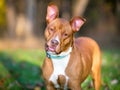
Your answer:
46,47 -> 72,59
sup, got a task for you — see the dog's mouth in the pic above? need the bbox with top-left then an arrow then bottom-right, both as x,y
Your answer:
45,45 -> 56,52
45,43 -> 62,54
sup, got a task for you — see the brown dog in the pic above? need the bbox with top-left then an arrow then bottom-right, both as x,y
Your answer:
42,3 -> 101,90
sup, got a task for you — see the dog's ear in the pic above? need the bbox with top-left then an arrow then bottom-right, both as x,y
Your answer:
70,17 -> 86,32
46,3 -> 59,24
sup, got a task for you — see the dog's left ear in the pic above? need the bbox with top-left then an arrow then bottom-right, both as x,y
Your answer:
70,17 -> 86,32
46,3 -> 59,24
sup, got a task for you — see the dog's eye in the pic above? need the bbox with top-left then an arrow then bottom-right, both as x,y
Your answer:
63,33 -> 68,37
49,28 -> 54,32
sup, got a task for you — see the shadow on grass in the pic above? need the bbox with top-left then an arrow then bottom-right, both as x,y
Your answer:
0,51 -> 46,90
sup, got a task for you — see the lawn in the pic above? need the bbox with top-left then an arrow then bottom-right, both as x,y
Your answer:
0,49 -> 120,90
0,49 -> 45,90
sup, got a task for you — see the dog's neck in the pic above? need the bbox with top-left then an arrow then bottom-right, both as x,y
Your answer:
47,47 -> 72,59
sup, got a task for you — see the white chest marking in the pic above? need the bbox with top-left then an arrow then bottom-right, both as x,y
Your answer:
48,47 -> 72,89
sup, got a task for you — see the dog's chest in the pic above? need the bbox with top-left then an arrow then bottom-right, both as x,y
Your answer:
49,54 -> 70,89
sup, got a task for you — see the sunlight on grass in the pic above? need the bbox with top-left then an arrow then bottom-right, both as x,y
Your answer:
0,63 -> 9,77
6,49 -> 46,66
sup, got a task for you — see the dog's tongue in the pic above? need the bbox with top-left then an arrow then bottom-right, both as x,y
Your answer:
46,46 -> 56,52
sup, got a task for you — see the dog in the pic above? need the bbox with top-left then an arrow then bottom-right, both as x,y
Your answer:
42,3 -> 101,90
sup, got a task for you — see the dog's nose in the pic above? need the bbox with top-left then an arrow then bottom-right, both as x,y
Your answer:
51,39 -> 59,46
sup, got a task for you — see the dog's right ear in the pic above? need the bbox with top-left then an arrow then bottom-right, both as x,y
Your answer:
46,3 -> 59,24
70,17 -> 86,32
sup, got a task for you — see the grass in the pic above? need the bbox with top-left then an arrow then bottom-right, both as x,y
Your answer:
0,49 -> 120,90
101,49 -> 120,90
0,49 -> 45,90
82,49 -> 120,90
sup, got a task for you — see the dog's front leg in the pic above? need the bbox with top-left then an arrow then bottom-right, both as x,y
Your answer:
70,86 -> 82,90
46,81 -> 56,90
46,86 -> 55,90
68,81 -> 82,90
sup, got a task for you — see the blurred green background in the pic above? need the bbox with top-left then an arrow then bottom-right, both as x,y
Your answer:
0,0 -> 120,90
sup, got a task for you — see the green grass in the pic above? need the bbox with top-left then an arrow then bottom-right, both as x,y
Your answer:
0,49 -> 120,90
0,49 -> 46,90
82,49 -> 120,90
101,49 -> 120,90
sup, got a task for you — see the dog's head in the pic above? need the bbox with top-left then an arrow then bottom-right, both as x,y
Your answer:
45,3 -> 86,54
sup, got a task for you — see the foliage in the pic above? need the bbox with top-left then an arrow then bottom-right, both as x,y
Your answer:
0,49 -> 120,90
0,0 -> 6,26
